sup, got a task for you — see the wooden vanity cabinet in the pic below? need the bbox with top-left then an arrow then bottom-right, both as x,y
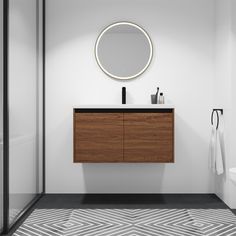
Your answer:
74,109 -> 174,163
74,112 -> 123,162
123,112 -> 174,162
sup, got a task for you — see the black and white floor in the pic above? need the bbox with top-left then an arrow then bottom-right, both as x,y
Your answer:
13,208 -> 236,236
7,195 -> 236,236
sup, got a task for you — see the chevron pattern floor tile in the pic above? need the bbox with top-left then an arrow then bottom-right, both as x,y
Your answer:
13,209 -> 236,236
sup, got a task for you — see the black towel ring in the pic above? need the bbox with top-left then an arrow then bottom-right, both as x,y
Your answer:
211,110 -> 220,130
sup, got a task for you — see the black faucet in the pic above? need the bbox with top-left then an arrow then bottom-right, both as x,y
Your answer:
122,87 -> 126,104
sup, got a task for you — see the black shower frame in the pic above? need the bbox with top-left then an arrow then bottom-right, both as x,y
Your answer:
2,0 -> 46,234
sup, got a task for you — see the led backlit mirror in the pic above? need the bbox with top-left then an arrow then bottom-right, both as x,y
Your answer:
95,22 -> 153,80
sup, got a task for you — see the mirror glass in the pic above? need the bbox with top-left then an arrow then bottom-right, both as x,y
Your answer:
95,22 -> 153,80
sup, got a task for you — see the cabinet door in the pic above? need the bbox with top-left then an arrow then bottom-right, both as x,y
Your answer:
124,112 -> 174,162
74,112 -> 123,162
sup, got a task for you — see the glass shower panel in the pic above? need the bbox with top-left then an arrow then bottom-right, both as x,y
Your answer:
8,0 -> 43,225
0,0 -> 3,232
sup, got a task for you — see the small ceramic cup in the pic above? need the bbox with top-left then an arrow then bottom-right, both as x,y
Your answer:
151,94 -> 157,104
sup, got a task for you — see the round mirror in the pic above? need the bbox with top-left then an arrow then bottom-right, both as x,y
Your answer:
95,22 -> 153,80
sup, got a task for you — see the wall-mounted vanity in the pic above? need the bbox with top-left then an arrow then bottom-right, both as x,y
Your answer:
73,105 -> 174,163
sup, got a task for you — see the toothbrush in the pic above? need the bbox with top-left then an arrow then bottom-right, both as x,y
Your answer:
156,87 -> 159,102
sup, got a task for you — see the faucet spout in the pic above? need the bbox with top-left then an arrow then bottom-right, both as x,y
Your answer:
122,87 -> 126,104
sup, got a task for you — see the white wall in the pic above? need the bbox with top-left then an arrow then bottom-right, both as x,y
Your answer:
230,0 -> 236,208
0,0 -> 2,136
231,0 -> 236,170
214,0 -> 236,209
46,0 -> 216,194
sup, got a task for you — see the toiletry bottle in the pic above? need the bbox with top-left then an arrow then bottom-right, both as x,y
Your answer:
159,93 -> 164,104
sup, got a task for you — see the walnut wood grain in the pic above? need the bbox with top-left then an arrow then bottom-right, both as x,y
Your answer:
123,112 -> 174,162
74,112 -> 123,162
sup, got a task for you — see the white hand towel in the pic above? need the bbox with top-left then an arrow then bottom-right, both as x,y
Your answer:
219,114 -> 225,172
215,113 -> 224,175
209,124 -> 216,173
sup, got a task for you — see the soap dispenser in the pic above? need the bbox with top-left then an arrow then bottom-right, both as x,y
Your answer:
158,93 -> 165,104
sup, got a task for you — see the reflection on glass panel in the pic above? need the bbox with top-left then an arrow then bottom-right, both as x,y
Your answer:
0,0 -> 3,232
8,0 -> 43,225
